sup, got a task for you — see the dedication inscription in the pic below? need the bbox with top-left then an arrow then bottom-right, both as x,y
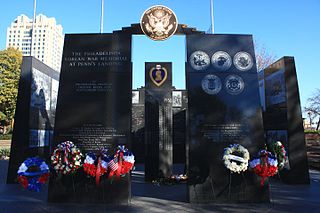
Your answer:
48,33 -> 132,204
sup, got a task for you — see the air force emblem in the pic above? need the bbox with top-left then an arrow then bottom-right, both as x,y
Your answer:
140,5 -> 178,41
201,74 -> 222,95
149,64 -> 168,87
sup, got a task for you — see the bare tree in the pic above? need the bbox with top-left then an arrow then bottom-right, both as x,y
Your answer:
305,88 -> 320,130
254,41 -> 277,72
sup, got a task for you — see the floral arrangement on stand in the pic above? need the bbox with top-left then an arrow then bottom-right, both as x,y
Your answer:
267,141 -> 287,170
17,157 -> 50,192
83,149 -> 109,185
222,144 -> 250,173
249,150 -> 278,186
51,141 -> 83,175
107,145 -> 135,180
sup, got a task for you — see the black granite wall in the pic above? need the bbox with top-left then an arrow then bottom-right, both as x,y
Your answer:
7,57 -> 59,183
260,57 -> 310,184
48,33 -> 132,204
186,34 -> 269,203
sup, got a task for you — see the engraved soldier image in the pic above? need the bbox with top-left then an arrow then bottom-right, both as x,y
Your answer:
233,51 -> 253,71
211,51 -> 232,71
140,5 -> 178,41
225,74 -> 245,95
201,74 -> 222,95
189,51 -> 210,71
149,64 -> 168,86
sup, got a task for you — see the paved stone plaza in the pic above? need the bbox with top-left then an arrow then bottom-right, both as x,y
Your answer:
0,161 -> 319,213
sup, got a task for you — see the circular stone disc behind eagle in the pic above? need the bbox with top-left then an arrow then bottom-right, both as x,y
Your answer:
140,5 -> 178,41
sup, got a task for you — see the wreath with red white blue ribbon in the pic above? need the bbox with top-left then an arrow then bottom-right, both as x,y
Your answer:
107,145 -> 135,180
51,141 -> 83,175
83,149 -> 110,185
17,157 -> 50,192
249,150 -> 278,186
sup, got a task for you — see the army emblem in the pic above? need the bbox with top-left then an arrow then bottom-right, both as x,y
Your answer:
211,51 -> 232,71
201,74 -> 222,95
189,51 -> 210,71
233,51 -> 253,71
140,5 -> 178,41
149,64 -> 168,87
225,75 -> 245,95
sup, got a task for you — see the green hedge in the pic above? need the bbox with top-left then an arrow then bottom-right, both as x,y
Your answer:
304,130 -> 320,134
0,134 -> 12,140
0,148 -> 10,159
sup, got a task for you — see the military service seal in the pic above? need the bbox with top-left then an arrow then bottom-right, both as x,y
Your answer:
189,51 -> 210,71
233,51 -> 253,71
140,5 -> 178,41
225,75 -> 245,95
211,51 -> 232,71
201,74 -> 222,95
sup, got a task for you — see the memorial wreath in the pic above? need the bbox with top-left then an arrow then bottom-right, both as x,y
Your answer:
249,150 -> 278,186
83,149 -> 109,185
222,144 -> 250,173
107,145 -> 135,180
17,157 -> 50,192
51,141 -> 83,175
268,141 -> 287,170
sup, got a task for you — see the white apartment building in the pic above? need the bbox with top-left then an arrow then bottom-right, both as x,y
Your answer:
6,14 -> 64,71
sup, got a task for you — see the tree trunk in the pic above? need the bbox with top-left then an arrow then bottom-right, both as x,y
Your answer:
316,117 -> 320,130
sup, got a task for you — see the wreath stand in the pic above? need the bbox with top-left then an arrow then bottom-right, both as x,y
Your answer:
227,170 -> 247,200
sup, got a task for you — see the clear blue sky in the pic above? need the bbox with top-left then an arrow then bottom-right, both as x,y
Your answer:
0,0 -> 319,111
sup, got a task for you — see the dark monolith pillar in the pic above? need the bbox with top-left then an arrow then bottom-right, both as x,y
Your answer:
145,62 -> 173,181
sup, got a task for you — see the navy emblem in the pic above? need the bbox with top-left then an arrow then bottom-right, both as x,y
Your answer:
201,74 -> 222,95
211,51 -> 232,71
140,5 -> 178,41
233,52 -> 253,71
149,64 -> 168,86
189,51 -> 210,71
225,75 -> 245,95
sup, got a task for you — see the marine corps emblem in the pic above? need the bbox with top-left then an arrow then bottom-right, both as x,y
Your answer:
225,75 -> 245,95
140,5 -> 178,41
201,74 -> 222,95
211,51 -> 232,71
149,64 -> 168,87
233,52 -> 253,71
189,51 -> 210,71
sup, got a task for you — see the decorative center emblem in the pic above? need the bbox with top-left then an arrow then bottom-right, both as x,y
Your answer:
189,51 -> 210,71
149,64 -> 168,86
233,52 -> 253,71
140,5 -> 178,41
201,74 -> 222,95
225,75 -> 245,95
211,51 -> 232,71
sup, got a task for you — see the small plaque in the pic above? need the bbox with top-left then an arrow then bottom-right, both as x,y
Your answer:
225,74 -> 245,95
211,51 -> 232,71
189,51 -> 210,71
233,51 -> 253,71
140,5 -> 178,41
201,74 -> 222,95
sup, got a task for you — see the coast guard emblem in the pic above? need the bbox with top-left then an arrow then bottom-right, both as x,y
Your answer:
149,64 -> 168,86
140,5 -> 178,41
225,75 -> 245,95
